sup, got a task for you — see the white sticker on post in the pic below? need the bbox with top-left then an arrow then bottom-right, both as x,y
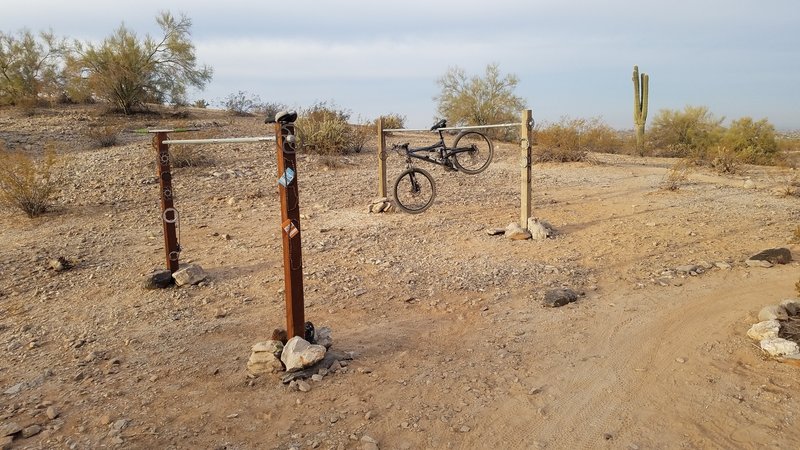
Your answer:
278,167 -> 295,187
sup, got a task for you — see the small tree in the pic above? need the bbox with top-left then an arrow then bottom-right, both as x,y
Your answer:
0,29 -> 67,106
435,63 -> 525,135
68,12 -> 212,113
0,143 -> 59,217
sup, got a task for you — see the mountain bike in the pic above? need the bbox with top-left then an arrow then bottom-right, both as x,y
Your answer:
391,119 -> 493,214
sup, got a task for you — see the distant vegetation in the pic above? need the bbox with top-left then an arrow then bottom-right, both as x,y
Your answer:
295,102 -> 371,163
0,12 -> 211,113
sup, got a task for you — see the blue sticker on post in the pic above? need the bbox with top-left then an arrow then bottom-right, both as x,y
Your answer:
278,167 -> 295,187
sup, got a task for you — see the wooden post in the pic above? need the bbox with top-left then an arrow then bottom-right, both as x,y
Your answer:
377,118 -> 387,198
154,132 -> 180,273
520,110 -> 533,229
275,122 -> 305,338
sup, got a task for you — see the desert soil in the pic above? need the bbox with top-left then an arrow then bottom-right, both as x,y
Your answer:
1,106 -> 799,450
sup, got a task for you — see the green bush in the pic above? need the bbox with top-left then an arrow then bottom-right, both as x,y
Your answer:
648,106 -> 724,157
0,143 -> 59,217
0,30 -> 67,106
720,117 -> 778,164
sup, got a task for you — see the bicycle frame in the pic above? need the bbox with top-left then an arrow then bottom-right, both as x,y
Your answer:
400,129 -> 472,169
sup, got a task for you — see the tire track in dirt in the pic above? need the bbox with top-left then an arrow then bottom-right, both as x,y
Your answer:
474,266 -> 798,449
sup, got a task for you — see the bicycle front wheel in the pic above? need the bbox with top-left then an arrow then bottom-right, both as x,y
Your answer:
452,131 -> 493,174
393,168 -> 436,214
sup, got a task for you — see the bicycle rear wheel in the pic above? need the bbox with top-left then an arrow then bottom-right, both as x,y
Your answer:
452,131 -> 493,174
393,168 -> 436,214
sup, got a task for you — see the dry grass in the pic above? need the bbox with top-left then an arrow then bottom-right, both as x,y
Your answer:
86,124 -> 122,148
660,160 -> 692,191
0,143 -> 60,217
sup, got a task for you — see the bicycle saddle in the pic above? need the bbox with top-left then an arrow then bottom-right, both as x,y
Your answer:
430,119 -> 447,131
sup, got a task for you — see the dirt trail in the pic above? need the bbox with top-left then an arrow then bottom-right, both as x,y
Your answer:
1,107 -> 798,450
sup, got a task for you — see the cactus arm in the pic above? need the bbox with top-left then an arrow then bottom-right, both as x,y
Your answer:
641,73 -> 649,122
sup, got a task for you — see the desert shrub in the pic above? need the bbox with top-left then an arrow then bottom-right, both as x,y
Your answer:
68,12 -> 212,114
170,146 -> 212,168
0,29 -> 68,106
374,113 -> 406,132
720,117 -> 779,164
295,102 -> 364,156
86,124 -> 122,148
349,124 -> 371,154
193,99 -> 208,108
254,101 -> 288,122
705,145 -> 744,174
660,159 -> 692,191
648,106 -> 724,157
436,63 -> 525,141
581,118 -> 623,154
222,91 -> 262,116
0,143 -> 59,217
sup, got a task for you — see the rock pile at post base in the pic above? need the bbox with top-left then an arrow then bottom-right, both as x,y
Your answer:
747,299 -> 800,360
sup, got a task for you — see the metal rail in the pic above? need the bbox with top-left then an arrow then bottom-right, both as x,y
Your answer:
384,122 -> 523,133
163,136 -> 276,145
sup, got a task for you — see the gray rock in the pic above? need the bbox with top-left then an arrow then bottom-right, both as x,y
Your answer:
675,265 -> 698,274
760,338 -> 800,357
780,299 -> 800,316
142,270 -> 174,290
743,179 -> 756,189
714,261 -> 732,270
21,424 -> 42,438
297,380 -> 311,392
745,259 -> 773,268
281,337 -> 327,372
46,406 -> 59,420
749,248 -> 792,265
3,382 -> 24,395
315,327 -> 333,349
747,320 -> 781,341
486,228 -> 506,236
543,288 -> 579,307
172,264 -> 207,286
758,305 -> 789,321
0,422 -> 22,437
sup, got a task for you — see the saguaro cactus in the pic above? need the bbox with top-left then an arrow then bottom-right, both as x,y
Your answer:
632,65 -> 649,153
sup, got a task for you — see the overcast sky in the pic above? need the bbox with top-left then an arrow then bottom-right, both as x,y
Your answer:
2,0 -> 798,129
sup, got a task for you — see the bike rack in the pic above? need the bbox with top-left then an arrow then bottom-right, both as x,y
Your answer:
144,124 -> 306,339
377,110 -> 534,229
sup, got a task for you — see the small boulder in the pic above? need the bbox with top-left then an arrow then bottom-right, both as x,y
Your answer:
747,320 -> 781,341
142,269 -> 174,290
748,248 -> 792,265
247,340 -> 285,376
760,338 -> 800,358
758,305 -> 789,322
505,223 -> 531,241
172,264 -> 207,286
780,298 -> 800,316
48,256 -> 72,272
527,218 -> 554,240
281,336 -> 327,372
745,259 -> 773,268
486,228 -> 506,236
315,326 -> 334,349
543,288 -> 579,307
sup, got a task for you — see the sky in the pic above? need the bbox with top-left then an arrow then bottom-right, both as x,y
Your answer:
2,0 -> 798,130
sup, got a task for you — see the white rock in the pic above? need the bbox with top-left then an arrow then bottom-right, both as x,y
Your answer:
743,179 -> 756,189
281,336 -> 327,372
247,351 -> 283,375
760,338 -> 800,357
758,305 -> 788,321
527,218 -> 553,240
747,320 -> 781,341
504,223 -> 531,241
172,264 -> 207,286
252,340 -> 283,354
745,259 -> 773,268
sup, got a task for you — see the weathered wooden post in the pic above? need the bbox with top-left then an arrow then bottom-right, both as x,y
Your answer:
520,109 -> 533,229
377,117 -> 387,198
275,120 -> 305,338
153,131 -> 180,273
